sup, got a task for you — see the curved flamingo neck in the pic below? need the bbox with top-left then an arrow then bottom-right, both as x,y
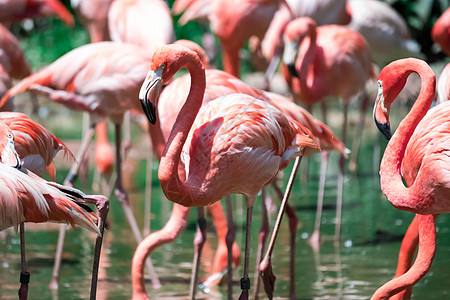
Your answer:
371,214 -> 436,300
158,54 -> 208,207
131,204 -> 191,300
379,63 -> 436,214
297,25 -> 326,103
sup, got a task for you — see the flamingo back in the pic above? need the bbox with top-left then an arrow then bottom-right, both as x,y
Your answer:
182,93 -> 319,206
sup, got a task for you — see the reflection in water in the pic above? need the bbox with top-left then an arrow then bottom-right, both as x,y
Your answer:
1,129 -> 450,299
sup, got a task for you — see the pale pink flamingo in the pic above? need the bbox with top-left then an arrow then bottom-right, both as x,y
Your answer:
0,119 -> 109,300
0,41 -> 161,287
347,0 -> 421,67
431,6 -> 450,56
437,62 -> 450,105
0,0 -> 74,26
371,58 -> 449,299
134,44 -> 320,300
108,0 -> 174,54
283,16 -> 375,247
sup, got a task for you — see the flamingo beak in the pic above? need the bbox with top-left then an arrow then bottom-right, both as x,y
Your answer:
139,66 -> 163,125
373,81 -> 392,140
283,41 -> 299,78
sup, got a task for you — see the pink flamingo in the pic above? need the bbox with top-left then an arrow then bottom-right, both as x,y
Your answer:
0,118 -> 109,300
437,63 -> 450,105
0,41 -> 161,287
347,0 -> 421,67
371,58 -> 449,299
431,6 -> 450,56
283,16 -> 374,247
108,0 -> 174,54
0,0 -> 74,26
0,23 -> 31,80
71,0 -> 113,43
134,44 -> 320,300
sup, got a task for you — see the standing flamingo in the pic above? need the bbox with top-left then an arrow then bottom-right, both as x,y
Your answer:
0,119 -> 109,300
431,6 -> 450,56
371,58 -> 449,299
0,41 -> 161,287
108,0 -> 174,54
283,16 -> 374,246
134,44 -> 320,300
71,0 -> 112,43
0,0 -> 74,26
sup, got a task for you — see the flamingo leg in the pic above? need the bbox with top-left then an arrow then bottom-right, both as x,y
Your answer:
113,123 -> 161,289
349,91 -> 370,173
143,148 -> 153,237
335,103 -> 349,246
225,195 -> 235,300
260,156 -> 302,299
18,223 -> 30,300
270,179 -> 299,299
371,214 -> 437,300
50,123 -> 96,290
238,206 -> 254,300
189,207 -> 207,300
309,151 -> 329,252
252,189 -> 269,300
64,123 -> 96,186
84,196 -> 110,300
390,214 -> 440,300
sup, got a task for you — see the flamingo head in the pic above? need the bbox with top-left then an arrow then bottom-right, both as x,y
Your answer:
139,65 -> 163,125
283,17 -> 317,79
0,123 -> 21,169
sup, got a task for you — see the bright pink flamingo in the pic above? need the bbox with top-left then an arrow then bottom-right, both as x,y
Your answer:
371,58 -> 449,299
0,0 -> 74,26
134,44 -> 320,300
0,41 -> 161,287
0,111 -> 72,180
71,0 -> 112,43
431,6 -> 450,56
209,0 -> 290,78
283,16 -> 374,247
0,119 -> 109,300
257,0 -> 350,86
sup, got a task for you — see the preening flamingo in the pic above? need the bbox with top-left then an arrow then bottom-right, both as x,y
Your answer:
135,44 -> 320,300
371,58 -> 450,299
283,16 -> 374,246
431,6 -> 450,56
0,0 -> 74,26
0,119 -> 109,300
0,41 -> 160,287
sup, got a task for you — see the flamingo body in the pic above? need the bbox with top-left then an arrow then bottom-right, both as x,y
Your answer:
71,0 -> 112,43
108,0 -> 174,54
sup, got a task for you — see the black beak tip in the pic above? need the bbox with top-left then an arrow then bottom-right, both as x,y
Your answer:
374,117 -> 392,140
287,63 -> 299,78
140,99 -> 157,125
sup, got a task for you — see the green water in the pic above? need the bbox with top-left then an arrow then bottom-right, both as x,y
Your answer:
1,124 -> 450,299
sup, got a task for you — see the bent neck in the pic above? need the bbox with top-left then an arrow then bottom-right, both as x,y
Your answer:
379,62 -> 436,213
297,26 -> 325,102
131,204 -> 191,299
158,55 -> 207,207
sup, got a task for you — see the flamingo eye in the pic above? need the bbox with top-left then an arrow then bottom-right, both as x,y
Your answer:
7,133 -> 12,139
